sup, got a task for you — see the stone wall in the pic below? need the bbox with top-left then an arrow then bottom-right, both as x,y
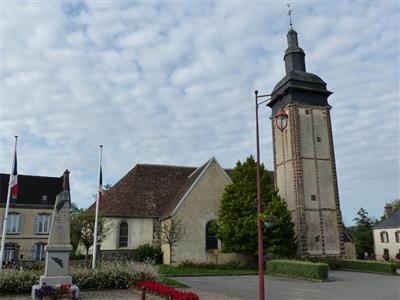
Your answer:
0,207 -> 52,261
273,104 -> 343,256
373,228 -> 400,260
162,159 -> 251,266
101,217 -> 153,250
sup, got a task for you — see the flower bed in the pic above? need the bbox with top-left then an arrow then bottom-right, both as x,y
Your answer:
136,281 -> 199,300
34,283 -> 77,300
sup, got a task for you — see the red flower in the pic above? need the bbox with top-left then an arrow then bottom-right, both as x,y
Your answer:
135,281 -> 199,300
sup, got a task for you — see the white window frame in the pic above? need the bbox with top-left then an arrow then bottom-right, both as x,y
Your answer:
34,214 -> 52,234
380,231 -> 389,243
6,214 -> 20,234
4,243 -> 17,262
33,243 -> 46,260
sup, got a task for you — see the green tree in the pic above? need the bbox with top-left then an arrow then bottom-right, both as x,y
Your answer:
347,208 -> 375,259
70,202 -> 84,255
70,212 -> 110,264
216,155 -> 297,257
391,199 -> 400,212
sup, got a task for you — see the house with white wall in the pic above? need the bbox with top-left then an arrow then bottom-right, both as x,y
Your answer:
373,204 -> 400,260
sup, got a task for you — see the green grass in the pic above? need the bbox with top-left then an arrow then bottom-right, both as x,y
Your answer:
158,265 -> 258,276
159,277 -> 189,288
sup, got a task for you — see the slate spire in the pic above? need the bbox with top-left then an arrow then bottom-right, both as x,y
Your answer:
284,29 -> 306,74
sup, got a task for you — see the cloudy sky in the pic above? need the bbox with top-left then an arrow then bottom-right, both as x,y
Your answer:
1,1 -> 399,224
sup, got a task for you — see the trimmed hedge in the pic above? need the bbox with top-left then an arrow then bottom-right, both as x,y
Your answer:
265,260 -> 328,280
337,259 -> 396,274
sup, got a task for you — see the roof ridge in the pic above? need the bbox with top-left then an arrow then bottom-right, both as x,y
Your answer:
137,163 -> 197,169
0,173 -> 62,179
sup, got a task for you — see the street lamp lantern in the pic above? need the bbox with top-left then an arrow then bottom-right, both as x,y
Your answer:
262,214 -> 278,229
275,108 -> 288,131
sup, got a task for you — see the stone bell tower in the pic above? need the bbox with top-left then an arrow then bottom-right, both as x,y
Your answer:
268,28 -> 344,256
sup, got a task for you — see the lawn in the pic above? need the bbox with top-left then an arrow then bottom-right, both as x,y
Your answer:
158,265 -> 258,276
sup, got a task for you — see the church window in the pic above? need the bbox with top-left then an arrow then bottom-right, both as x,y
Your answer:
316,137 -> 321,142
380,231 -> 389,243
205,221 -> 218,251
119,221 -> 129,248
395,231 -> 400,243
311,195 -> 317,201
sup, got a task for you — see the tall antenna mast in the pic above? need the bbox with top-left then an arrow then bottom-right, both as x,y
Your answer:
287,3 -> 293,29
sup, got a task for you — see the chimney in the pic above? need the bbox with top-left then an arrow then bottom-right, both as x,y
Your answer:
384,203 -> 393,219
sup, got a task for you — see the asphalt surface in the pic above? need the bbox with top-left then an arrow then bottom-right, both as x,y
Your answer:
175,271 -> 400,300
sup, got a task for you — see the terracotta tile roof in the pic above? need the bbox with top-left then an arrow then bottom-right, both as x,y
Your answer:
0,173 -> 63,208
89,161 -> 274,219
91,164 -> 200,218
89,162 -> 234,218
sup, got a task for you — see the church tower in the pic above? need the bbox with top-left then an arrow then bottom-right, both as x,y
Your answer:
268,28 -> 344,256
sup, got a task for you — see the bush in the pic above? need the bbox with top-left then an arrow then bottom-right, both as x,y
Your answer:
0,261 -> 158,294
133,244 -> 163,264
0,269 -> 39,294
298,257 -> 342,270
71,260 -> 158,289
337,259 -> 396,274
265,260 -> 328,280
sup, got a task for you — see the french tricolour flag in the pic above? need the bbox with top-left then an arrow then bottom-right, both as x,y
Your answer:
10,149 -> 18,199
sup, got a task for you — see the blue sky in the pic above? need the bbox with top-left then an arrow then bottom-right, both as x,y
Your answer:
1,1 -> 399,225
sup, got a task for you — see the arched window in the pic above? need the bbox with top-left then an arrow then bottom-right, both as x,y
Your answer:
119,221 -> 128,248
206,221 -> 218,251
380,231 -> 389,243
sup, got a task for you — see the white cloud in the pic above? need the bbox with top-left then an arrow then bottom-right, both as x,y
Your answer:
1,1 -> 398,221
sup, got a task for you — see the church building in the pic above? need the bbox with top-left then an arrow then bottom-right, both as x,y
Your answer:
89,26 -> 351,263
268,28 -> 345,256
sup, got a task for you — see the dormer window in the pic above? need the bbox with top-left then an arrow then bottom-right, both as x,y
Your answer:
42,195 -> 47,203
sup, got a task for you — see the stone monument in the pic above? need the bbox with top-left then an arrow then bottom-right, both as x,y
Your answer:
32,170 -> 79,299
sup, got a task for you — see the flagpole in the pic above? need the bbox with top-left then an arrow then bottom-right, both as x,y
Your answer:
92,145 -> 103,270
0,136 -> 18,272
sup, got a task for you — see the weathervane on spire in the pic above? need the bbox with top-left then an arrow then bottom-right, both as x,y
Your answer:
287,3 -> 293,29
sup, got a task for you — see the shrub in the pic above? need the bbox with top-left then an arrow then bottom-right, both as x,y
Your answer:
265,260 -> 328,280
0,261 -> 158,294
0,269 -> 39,294
298,256 -> 342,270
133,244 -> 163,264
136,281 -> 199,300
71,260 -> 158,289
337,259 -> 396,274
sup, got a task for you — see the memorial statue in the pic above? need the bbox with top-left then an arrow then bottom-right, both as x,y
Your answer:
32,170 -> 79,299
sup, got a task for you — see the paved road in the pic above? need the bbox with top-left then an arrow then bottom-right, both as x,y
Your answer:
175,271 -> 400,300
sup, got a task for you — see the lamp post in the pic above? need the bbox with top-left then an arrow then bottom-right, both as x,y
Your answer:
254,90 -> 272,300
